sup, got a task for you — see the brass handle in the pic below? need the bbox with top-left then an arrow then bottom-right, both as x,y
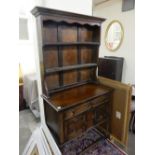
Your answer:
71,111 -> 75,116
88,104 -> 92,109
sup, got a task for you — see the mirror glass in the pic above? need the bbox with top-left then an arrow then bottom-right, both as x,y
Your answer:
105,21 -> 124,51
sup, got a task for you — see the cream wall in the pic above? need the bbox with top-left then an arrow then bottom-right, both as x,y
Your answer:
93,0 -> 135,84
43,0 -> 92,15
19,0 -> 43,75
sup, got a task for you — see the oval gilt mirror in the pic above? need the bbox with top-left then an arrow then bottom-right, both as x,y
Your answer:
105,20 -> 124,51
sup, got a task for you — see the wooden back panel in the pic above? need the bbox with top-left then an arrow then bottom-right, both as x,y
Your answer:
63,70 -> 78,86
79,26 -> 100,42
42,22 -> 100,96
80,46 -> 94,64
98,76 -> 132,146
43,47 -> 58,69
59,24 -> 77,42
45,73 -> 60,90
61,46 -> 78,66
43,22 -> 57,44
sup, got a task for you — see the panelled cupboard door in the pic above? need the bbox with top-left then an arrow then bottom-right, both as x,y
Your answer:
98,76 -> 132,146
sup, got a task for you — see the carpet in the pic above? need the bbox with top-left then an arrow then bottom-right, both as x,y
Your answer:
60,128 -> 127,155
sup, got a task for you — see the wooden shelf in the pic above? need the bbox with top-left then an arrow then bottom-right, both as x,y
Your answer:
45,63 -> 97,75
43,42 -> 100,48
46,81 -> 91,96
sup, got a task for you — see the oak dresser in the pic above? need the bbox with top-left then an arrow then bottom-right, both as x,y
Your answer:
31,7 -> 112,145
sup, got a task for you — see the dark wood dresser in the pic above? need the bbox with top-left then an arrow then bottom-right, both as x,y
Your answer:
31,7 -> 112,145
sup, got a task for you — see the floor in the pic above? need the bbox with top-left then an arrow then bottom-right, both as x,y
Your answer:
19,109 -> 135,155
127,132 -> 135,155
19,109 -> 40,155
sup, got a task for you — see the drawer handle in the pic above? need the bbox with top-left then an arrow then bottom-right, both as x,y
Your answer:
88,104 -> 92,109
71,111 -> 75,116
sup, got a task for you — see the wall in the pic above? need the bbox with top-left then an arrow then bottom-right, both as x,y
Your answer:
43,0 -> 92,15
19,0 -> 43,75
93,0 -> 135,84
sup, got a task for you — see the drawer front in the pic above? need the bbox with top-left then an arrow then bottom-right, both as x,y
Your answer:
64,114 -> 86,141
64,102 -> 91,120
90,94 -> 110,107
64,94 -> 110,120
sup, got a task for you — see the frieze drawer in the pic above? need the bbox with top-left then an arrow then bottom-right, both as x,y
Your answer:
64,102 -> 91,120
90,95 -> 110,107
64,95 -> 110,121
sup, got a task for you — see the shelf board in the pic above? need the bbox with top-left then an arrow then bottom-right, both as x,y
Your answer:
43,42 -> 100,47
45,63 -> 97,75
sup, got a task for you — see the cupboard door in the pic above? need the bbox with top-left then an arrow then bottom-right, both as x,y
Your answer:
86,110 -> 95,129
64,114 -> 86,141
94,104 -> 107,124
98,76 -> 131,146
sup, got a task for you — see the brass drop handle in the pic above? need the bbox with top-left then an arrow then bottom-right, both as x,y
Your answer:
88,103 -> 92,109
71,111 -> 75,116
82,124 -> 86,131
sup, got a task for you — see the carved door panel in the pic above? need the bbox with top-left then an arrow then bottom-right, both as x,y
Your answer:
64,114 -> 86,141
86,110 -> 95,128
98,77 -> 131,146
94,104 -> 107,124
